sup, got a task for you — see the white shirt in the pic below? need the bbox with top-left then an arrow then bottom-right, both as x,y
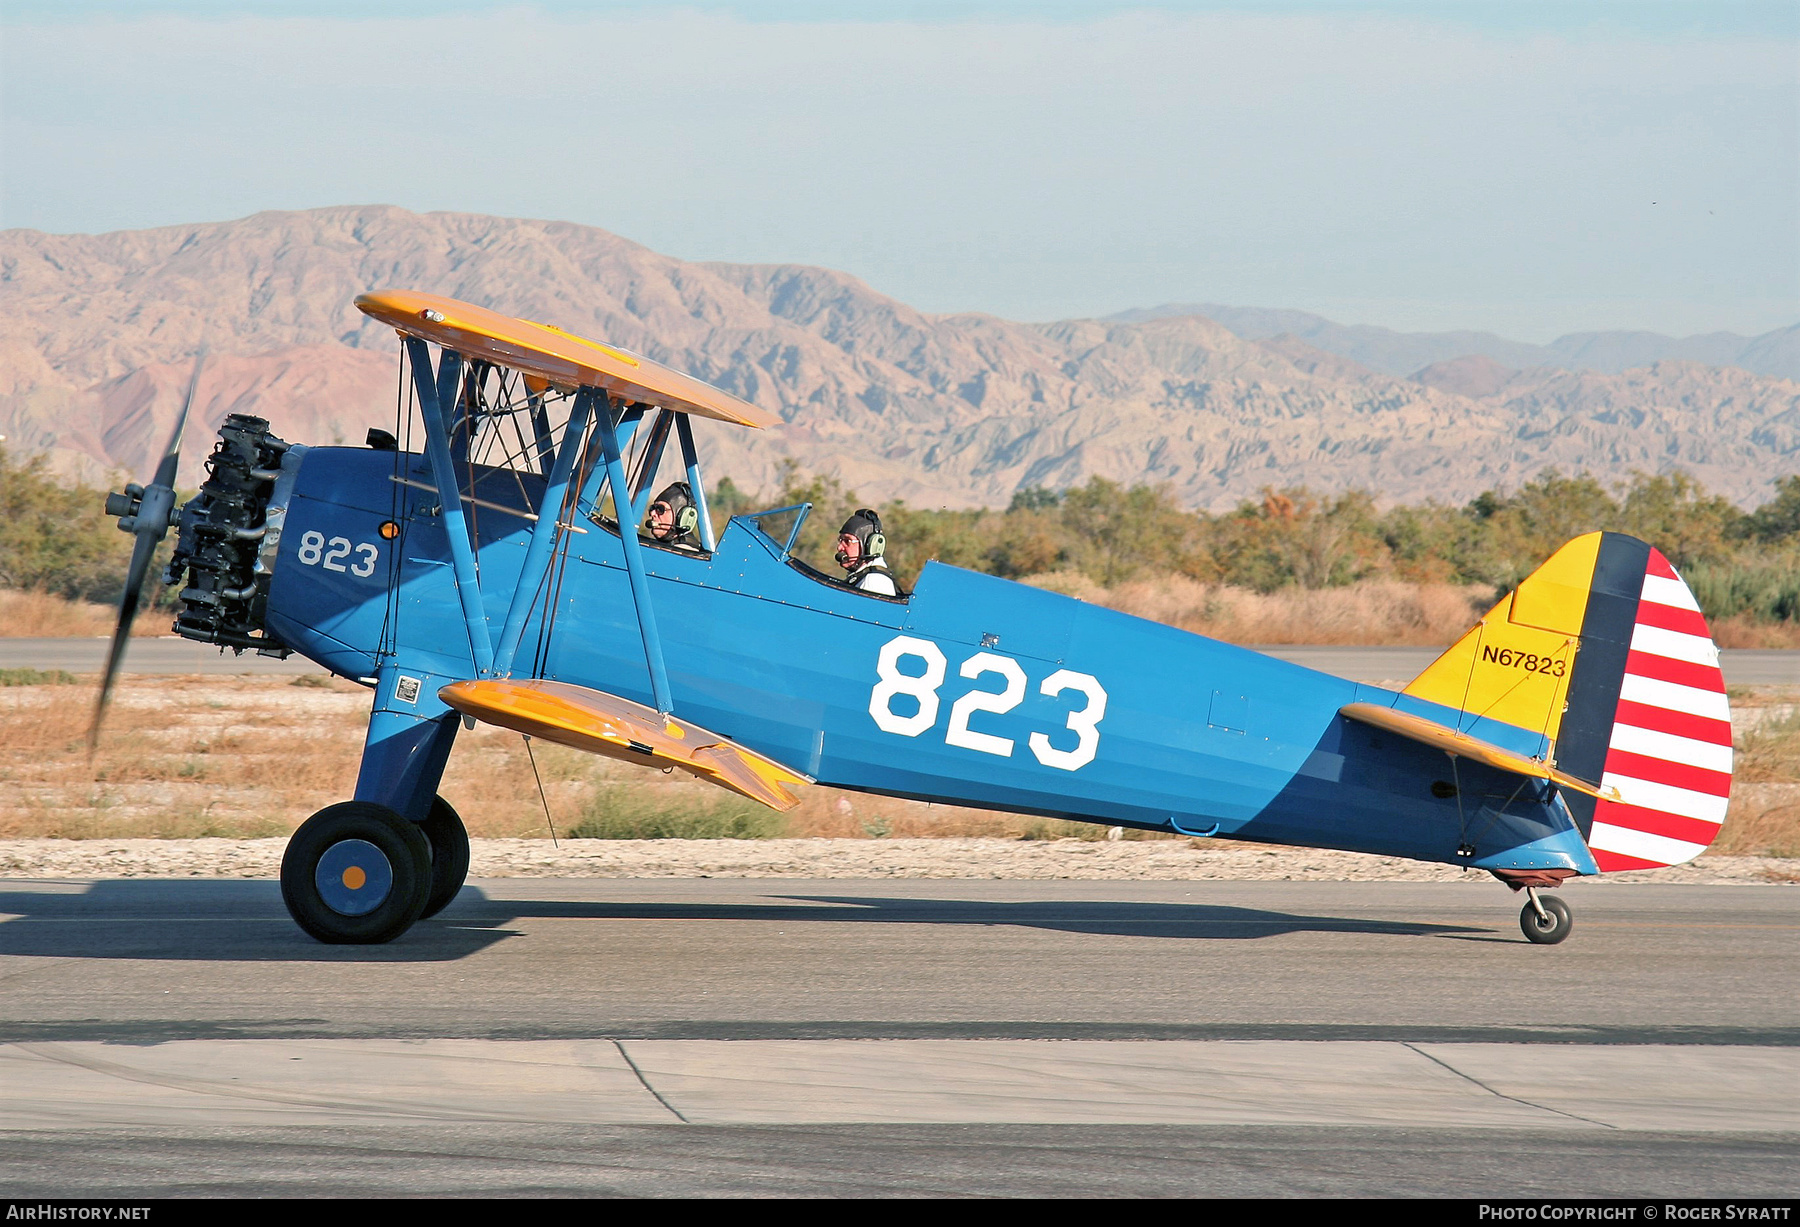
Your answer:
847,559 -> 898,595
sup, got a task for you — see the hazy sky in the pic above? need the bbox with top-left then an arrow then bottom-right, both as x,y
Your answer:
2,2 -> 1795,340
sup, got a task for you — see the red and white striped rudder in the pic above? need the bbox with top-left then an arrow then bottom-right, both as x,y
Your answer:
1576,547 -> 1733,871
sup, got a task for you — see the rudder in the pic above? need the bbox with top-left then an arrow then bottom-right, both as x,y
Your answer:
1403,532 -> 1732,871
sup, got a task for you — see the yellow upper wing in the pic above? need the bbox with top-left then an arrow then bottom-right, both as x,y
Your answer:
356,289 -> 778,428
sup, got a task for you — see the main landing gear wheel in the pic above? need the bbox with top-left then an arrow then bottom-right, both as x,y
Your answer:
1519,892 -> 1573,945
417,794 -> 470,920
281,802 -> 431,944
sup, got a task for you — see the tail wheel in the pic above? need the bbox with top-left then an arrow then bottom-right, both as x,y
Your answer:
281,802 -> 431,944
1519,893 -> 1573,945
417,794 -> 470,920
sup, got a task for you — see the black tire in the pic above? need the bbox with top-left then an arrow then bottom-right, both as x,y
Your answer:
417,794 -> 470,920
1519,894 -> 1573,945
281,801 -> 432,944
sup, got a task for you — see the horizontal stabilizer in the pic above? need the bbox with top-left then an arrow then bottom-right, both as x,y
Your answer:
1396,532 -> 1732,871
439,679 -> 811,811
1339,702 -> 1617,802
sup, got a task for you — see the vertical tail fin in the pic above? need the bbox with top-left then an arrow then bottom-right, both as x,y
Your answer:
1403,532 -> 1732,871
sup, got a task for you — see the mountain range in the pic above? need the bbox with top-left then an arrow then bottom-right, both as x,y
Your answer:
2,205 -> 1796,510
1108,303 -> 1800,384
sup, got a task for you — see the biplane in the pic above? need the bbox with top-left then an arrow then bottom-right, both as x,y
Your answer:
95,290 -> 1734,945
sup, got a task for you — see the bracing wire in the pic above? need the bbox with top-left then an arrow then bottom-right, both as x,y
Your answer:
379,343 -> 414,660
463,366 -> 560,517
524,734 -> 558,847
532,419 -> 592,678
458,363 -> 480,558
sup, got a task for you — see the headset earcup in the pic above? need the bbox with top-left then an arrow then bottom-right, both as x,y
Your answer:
867,531 -> 885,559
677,505 -> 698,534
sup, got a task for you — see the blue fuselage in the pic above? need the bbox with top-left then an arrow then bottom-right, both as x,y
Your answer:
264,447 -> 1596,875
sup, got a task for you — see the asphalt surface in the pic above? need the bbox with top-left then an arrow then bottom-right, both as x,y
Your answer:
2,877 -> 1795,1196
3,633 -> 1796,1194
2,637 -> 320,676
4,638 -> 1796,685
3,879 -> 1794,1042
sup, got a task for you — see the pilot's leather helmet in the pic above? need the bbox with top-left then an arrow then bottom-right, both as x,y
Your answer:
647,482 -> 698,539
835,508 -> 886,567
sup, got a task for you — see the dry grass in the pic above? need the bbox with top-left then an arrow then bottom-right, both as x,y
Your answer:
1716,695 -> 1800,857
1711,617 -> 1800,649
1026,574 -> 1491,646
0,589 -> 170,638
1712,794 -> 1800,859
8,579 -> 1798,647
1023,574 -> 1800,648
432,723 -> 1178,842
2,675 -> 1174,843
0,675 -> 366,839
1732,699 -> 1800,785
5,675 -> 1795,856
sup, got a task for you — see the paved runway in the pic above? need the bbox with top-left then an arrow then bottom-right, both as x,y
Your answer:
1,637 -> 319,676
5,638 -> 1795,685
2,878 -> 1795,1195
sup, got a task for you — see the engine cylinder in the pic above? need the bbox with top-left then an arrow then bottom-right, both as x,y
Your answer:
166,414 -> 292,652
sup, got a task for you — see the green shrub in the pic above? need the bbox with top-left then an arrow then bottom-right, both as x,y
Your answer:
0,446 -> 135,602
0,668 -> 80,686
1686,560 -> 1800,623
1018,818 -> 1106,841
568,784 -> 788,839
0,445 -> 183,608
716,463 -> 1800,624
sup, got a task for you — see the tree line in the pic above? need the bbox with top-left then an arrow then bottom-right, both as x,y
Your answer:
4,444 -> 1796,625
0,447 -> 155,605
722,462 -> 1800,625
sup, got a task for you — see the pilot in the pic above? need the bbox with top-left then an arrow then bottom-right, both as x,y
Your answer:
835,508 -> 898,595
643,481 -> 702,550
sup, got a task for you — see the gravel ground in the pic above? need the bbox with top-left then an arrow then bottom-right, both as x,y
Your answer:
0,838 -> 1793,884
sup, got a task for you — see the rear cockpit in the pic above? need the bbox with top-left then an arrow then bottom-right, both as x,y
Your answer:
734,502 -> 909,603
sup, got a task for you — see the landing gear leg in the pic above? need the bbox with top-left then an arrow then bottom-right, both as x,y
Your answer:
292,673 -> 464,940
1518,889 -> 1573,945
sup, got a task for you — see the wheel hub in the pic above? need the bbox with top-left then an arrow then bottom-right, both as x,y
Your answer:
314,839 -> 393,916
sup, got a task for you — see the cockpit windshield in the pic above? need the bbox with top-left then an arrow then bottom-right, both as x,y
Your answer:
737,500 -> 907,602
743,502 -> 813,558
